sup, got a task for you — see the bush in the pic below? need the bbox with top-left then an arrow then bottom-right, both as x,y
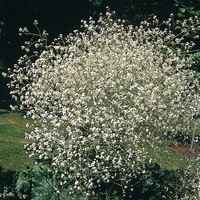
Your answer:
4,8 -> 200,198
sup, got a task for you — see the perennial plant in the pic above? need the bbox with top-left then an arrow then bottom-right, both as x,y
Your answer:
3,9 -> 200,198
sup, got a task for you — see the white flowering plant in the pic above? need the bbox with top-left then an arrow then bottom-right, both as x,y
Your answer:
3,8 -> 200,199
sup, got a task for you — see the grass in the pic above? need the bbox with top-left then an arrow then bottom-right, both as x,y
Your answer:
0,108 -> 199,199
0,108 -> 199,173
0,109 -> 34,172
144,140 -> 200,172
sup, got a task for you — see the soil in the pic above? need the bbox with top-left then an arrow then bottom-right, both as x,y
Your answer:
168,142 -> 200,158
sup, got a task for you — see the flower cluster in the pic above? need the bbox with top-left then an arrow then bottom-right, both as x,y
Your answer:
4,9 -> 200,197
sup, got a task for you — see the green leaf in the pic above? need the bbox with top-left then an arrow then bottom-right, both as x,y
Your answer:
194,52 -> 200,61
15,178 -> 30,193
178,13 -> 184,18
179,7 -> 186,13
194,72 -> 200,79
175,26 -> 181,30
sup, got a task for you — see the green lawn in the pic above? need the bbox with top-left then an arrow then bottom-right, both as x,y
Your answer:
0,109 -> 34,172
0,108 -> 199,173
0,108 -> 199,199
144,140 -> 200,172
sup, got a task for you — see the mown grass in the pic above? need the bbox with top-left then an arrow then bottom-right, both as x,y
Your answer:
0,108 -> 199,199
0,109 -> 34,172
144,139 -> 200,172
0,108 -> 199,174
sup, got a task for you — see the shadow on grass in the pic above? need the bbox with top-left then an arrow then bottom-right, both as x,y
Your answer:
0,111 -> 9,115
94,163 -> 191,200
0,100 -> 27,116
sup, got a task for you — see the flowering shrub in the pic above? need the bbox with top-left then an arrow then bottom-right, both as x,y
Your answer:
3,9 -> 200,198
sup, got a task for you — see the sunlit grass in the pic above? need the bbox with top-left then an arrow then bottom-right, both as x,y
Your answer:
144,139 -> 199,172
0,108 -> 199,174
0,109 -> 34,172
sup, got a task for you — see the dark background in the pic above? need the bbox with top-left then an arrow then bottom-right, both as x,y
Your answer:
0,0 -> 198,105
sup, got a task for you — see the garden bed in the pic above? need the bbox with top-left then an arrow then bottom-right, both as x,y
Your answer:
169,142 -> 200,158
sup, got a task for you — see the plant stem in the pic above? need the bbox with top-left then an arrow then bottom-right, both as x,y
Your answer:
189,115 -> 198,152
